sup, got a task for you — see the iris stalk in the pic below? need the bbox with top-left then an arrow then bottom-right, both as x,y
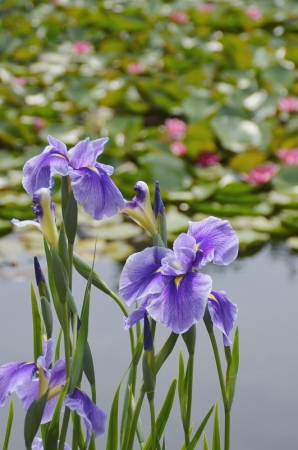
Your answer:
184,352 -> 194,447
149,399 -> 156,450
207,330 -> 230,450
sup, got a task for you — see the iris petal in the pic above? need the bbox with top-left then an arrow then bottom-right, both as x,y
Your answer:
69,166 -> 125,220
68,138 -> 95,169
146,272 -> 212,334
188,216 -> 239,269
49,359 -> 67,387
43,339 -> 53,370
119,247 -> 169,306
32,437 -> 71,450
17,378 -> 39,411
208,290 -> 238,346
123,303 -> 149,330
0,362 -> 37,407
23,139 -> 69,196
65,388 -> 106,445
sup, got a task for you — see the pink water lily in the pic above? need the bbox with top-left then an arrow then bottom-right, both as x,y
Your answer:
276,148 -> 298,165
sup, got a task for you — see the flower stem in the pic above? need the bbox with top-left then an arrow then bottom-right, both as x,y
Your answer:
224,410 -> 230,450
68,243 -> 73,290
207,330 -> 230,450
61,301 -> 71,378
149,399 -> 156,450
59,407 -> 70,450
127,388 -> 145,450
184,352 -> 194,446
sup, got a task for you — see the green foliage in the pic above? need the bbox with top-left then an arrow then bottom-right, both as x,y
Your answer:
3,400 -> 14,450
226,328 -> 240,411
24,388 -> 50,450
30,283 -> 43,362
3,0 -> 298,256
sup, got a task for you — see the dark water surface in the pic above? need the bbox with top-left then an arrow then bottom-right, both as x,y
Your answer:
0,244 -> 297,449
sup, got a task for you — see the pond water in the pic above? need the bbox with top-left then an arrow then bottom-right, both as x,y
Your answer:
0,243 -> 297,449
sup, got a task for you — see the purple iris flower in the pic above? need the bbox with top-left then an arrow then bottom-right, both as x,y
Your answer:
32,437 -> 71,450
22,136 -> 125,220
0,339 -> 106,445
120,216 -> 238,340
124,181 -> 157,235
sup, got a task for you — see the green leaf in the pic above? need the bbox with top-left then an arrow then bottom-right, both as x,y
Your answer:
40,296 -> 53,339
44,381 -> 69,450
31,283 -> 42,362
88,433 -> 96,450
106,383 -> 121,450
226,328 -> 239,411
64,191 -> 78,245
211,115 -> 263,152
178,350 -> 187,428
72,413 -> 85,450
54,328 -> 63,363
139,153 -> 192,191
44,241 -> 62,325
202,432 -> 210,450
120,384 -> 133,450
121,384 -> 145,450
73,252 -> 129,316
155,332 -> 179,373
212,401 -> 221,450
186,405 -> 215,450
182,97 -> 219,123
69,271 -> 92,392
143,379 -> 177,450
58,223 -> 70,277
121,334 -> 143,448
83,342 -> 96,397
3,400 -> 14,450
52,250 -> 69,304
24,388 -> 50,449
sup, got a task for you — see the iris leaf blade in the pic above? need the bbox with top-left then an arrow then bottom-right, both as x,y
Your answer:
143,379 -> 177,450
3,399 -> 14,450
106,383 -> 121,450
226,327 -> 239,410
30,283 -> 42,362
186,404 -> 214,450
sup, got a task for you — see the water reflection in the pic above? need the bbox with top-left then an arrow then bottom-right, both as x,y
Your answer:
0,244 -> 297,449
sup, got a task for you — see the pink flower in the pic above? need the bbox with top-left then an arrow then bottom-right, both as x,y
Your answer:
170,141 -> 187,156
197,151 -> 221,167
13,77 -> 27,86
165,118 -> 186,139
276,148 -> 298,165
72,41 -> 93,54
33,117 -> 45,132
197,4 -> 215,13
169,11 -> 188,24
278,97 -> 298,113
245,6 -> 263,20
127,62 -> 145,75
242,163 -> 279,185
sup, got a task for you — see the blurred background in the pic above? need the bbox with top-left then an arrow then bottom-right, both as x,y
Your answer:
1,0 -> 298,268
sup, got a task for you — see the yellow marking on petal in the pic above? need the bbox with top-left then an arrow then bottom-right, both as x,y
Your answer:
53,153 -> 67,159
195,243 -> 203,253
208,293 -> 217,302
155,267 -> 162,273
88,165 -> 99,174
175,276 -> 183,287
